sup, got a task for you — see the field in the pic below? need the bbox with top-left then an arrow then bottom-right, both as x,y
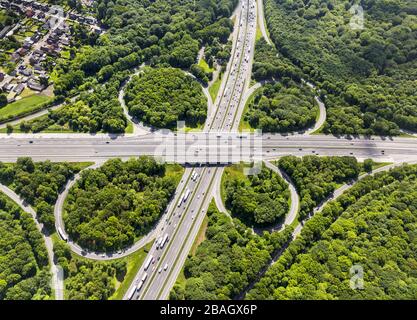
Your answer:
0,94 -> 51,120
208,72 -> 223,102
198,58 -> 214,73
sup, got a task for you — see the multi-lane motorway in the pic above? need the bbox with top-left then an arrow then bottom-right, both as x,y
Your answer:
0,0 -> 416,301
0,133 -> 416,163
124,0 -> 258,300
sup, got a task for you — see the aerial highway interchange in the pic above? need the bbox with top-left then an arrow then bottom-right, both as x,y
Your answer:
0,0 -> 416,301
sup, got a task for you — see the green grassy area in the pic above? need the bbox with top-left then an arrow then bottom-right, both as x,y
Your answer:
110,241 -> 153,300
198,58 -> 214,73
256,21 -> 262,42
125,122 -> 134,134
0,94 -> 51,119
165,164 -> 185,186
184,122 -> 204,132
238,87 -> 261,132
20,87 -> 36,98
399,132 -> 417,138
190,214 -> 209,256
41,124 -> 76,133
209,72 -> 223,102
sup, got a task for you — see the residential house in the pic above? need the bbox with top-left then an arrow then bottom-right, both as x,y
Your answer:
16,48 -> 28,57
27,78 -> 45,91
25,8 -> 35,18
19,68 -> 32,77
11,52 -> 21,63
14,83 -> 25,95
2,82 -> 15,92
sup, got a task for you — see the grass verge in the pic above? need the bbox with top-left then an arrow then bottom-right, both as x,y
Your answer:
0,94 -> 51,119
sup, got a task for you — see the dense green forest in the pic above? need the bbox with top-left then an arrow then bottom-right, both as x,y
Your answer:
224,164 -> 290,226
42,0 -> 237,133
170,203 -> 293,300
64,157 -> 183,252
0,192 -> 51,300
252,38 -> 303,82
124,67 -> 207,129
20,72 -> 131,134
263,0 -> 417,135
278,156 -> 361,220
53,239 -> 125,300
247,164 -> 417,299
244,80 -> 318,133
0,158 -> 85,230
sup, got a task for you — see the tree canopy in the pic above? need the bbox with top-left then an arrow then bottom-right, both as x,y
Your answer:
0,192 -> 51,300
170,203 -> 293,300
245,81 -> 318,133
262,0 -> 417,135
248,164 -> 417,300
64,157 -> 183,252
53,238 -> 127,300
224,164 -> 290,226
125,67 -> 207,129
0,159 -> 84,231
278,156 -> 360,220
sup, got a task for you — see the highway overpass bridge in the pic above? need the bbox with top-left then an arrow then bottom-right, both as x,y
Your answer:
0,132 -> 416,164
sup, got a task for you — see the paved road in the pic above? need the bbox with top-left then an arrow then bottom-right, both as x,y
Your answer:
117,64 -> 155,136
257,0 -> 272,45
126,0 -> 258,300
263,160 -> 299,229
54,162 -> 195,261
0,183 -> 63,300
0,133 -> 416,163
213,168 -> 228,214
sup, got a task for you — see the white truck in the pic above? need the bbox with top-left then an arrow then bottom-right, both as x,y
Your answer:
160,233 -> 169,249
144,255 -> 153,271
58,227 -> 68,242
183,188 -> 191,202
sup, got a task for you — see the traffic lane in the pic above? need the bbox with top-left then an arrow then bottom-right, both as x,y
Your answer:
140,167 -> 208,299
159,169 -> 219,299
124,168 -> 195,299
1,136 -> 417,163
263,147 -> 417,163
139,1 -> 254,299
133,167 -> 206,299
148,2 -> 256,298
3,135 -> 416,150
141,168 -> 216,299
